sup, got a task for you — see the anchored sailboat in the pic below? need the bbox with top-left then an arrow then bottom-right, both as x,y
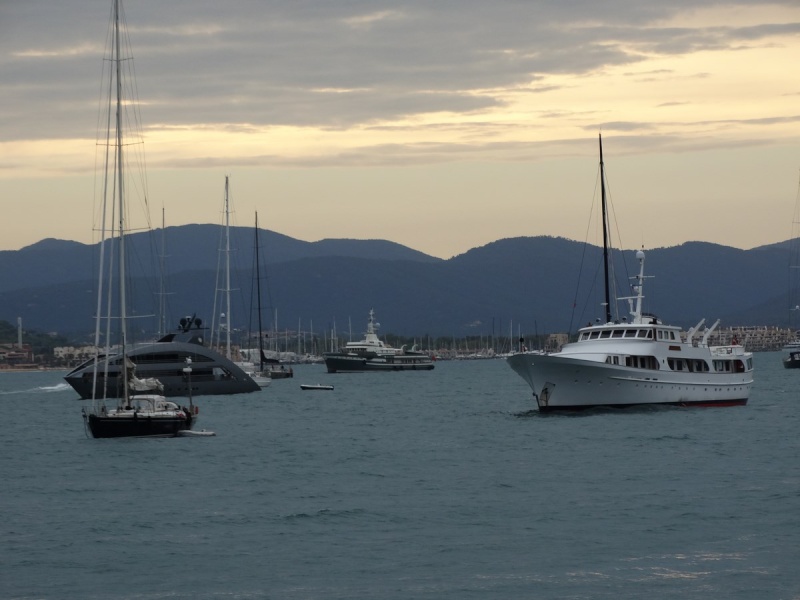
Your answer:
79,0 -> 196,437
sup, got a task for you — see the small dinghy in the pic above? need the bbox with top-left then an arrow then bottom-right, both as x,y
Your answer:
177,429 -> 216,437
300,384 -> 334,391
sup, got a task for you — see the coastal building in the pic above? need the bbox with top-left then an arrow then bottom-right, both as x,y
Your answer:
53,345 -> 105,365
0,343 -> 34,369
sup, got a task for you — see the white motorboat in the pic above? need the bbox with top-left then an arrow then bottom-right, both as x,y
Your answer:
507,135 -> 754,411
323,309 -> 435,373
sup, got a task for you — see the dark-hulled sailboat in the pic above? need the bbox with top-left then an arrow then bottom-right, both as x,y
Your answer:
79,0 -> 197,437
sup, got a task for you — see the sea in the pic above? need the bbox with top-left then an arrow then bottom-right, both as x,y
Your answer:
1,353 -> 798,600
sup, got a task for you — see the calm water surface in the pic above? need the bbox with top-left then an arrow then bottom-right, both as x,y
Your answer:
2,353 -> 798,599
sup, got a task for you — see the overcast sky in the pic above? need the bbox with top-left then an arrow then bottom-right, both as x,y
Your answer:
2,0 -> 799,258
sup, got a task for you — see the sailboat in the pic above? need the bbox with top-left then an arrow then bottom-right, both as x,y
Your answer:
208,178 -> 270,386
80,0 -> 196,437
240,212 -> 274,386
506,134 -> 754,411
783,171 -> 800,368
252,216 -> 293,380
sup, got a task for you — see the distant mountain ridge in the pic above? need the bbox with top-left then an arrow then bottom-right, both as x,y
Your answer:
0,227 -> 793,340
0,225 -> 439,294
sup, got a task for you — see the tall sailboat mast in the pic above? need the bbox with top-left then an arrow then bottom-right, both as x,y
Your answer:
224,176 -> 232,359
255,212 -> 265,371
113,0 -> 131,406
158,207 -> 168,337
599,133 -> 612,324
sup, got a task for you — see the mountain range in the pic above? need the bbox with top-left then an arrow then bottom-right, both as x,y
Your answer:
0,224 -> 793,342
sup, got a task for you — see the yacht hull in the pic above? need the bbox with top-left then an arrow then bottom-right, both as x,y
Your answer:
65,341 -> 259,399
324,353 -> 435,373
507,352 -> 752,411
783,353 -> 800,369
86,413 -> 193,438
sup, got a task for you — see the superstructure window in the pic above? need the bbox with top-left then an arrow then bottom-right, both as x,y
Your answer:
624,355 -> 659,370
667,358 -> 689,371
713,360 -> 732,372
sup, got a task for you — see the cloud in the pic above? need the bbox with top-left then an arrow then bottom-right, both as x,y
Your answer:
1,0 -> 799,148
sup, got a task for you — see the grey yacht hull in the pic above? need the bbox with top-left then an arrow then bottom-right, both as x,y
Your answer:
66,340 -> 259,398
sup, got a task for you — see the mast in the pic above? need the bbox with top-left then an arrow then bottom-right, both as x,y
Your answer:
599,133 -> 612,324
274,308 -> 278,354
224,176 -> 232,359
158,207 -> 167,337
254,212 -> 265,371
114,0 -> 130,406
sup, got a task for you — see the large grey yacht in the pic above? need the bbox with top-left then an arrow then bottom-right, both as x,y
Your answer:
65,315 -> 260,399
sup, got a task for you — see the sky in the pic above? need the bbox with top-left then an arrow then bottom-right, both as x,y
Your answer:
1,0 -> 800,259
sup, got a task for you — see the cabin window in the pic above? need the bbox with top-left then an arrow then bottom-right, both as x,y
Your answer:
612,330 -> 624,338
590,331 -> 600,340
624,329 -> 637,337
668,358 -> 687,371
747,358 -> 753,370
713,360 -> 732,373
626,355 -> 659,370
600,330 -> 612,339
580,332 -> 589,341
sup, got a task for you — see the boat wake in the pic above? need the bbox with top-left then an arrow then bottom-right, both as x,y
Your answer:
39,383 -> 72,393
0,383 -> 71,395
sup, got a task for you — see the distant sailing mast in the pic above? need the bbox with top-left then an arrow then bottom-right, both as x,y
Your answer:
599,134 -> 612,324
254,212 -> 266,375
211,175 -> 234,359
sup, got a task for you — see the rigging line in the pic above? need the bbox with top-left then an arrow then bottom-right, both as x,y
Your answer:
568,161 -> 602,335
